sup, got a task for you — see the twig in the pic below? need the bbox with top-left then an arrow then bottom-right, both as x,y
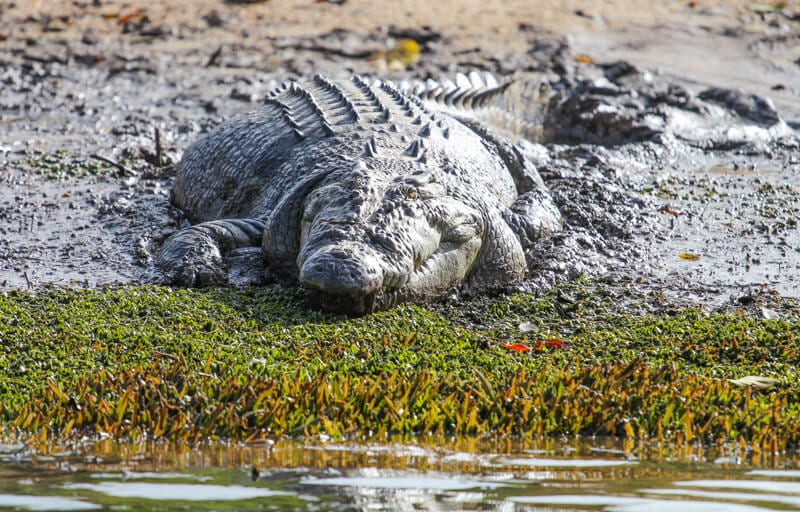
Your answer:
272,42 -> 373,59
206,45 -> 223,67
154,127 -> 162,167
699,199 -> 711,220
90,153 -> 137,176
151,350 -> 183,363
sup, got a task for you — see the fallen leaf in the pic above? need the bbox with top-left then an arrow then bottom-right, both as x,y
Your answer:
534,339 -> 567,351
385,38 -> 420,68
659,205 -> 679,216
748,2 -> 784,13
761,306 -> 779,320
501,342 -> 530,353
678,253 -> 700,261
575,55 -> 592,64
545,339 -> 566,349
118,11 -> 145,24
729,376 -> 778,389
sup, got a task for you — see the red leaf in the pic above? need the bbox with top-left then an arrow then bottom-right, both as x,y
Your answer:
545,338 -> 566,350
118,11 -> 145,24
501,342 -> 530,353
659,205 -> 679,216
534,339 -> 567,351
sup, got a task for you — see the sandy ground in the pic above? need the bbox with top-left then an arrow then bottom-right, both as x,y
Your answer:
4,0 -> 797,91
3,1 -> 767,41
0,0 -> 798,308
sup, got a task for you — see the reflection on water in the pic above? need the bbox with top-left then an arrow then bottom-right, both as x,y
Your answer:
510,495 -> 775,511
1,437 -> 800,511
0,495 -> 100,511
63,481 -> 291,500
647,488 -> 800,509
300,474 -> 509,490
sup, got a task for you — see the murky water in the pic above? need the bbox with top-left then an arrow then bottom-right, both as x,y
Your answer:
1,438 -> 799,511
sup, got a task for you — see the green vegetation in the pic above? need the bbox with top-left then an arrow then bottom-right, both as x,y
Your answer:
1,280 -> 798,449
24,150 -> 114,179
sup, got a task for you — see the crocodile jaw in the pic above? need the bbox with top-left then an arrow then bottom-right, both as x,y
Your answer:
297,233 -> 481,314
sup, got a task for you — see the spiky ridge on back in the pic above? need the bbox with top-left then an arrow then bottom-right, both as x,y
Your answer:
173,74 -> 522,224
402,71 -> 552,142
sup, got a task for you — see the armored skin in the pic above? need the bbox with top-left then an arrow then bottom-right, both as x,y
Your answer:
159,74 -> 562,313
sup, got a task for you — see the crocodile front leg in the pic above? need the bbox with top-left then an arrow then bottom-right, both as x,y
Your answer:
158,218 -> 265,286
505,189 -> 562,250
465,208 -> 527,292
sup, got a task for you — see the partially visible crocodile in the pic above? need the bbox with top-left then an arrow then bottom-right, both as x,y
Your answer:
158,73 -> 562,313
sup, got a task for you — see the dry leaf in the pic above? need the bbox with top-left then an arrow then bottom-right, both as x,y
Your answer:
385,39 -> 420,68
501,342 -> 530,353
761,306 -> 779,320
729,376 -> 778,389
534,339 -> 567,351
748,2 -> 785,13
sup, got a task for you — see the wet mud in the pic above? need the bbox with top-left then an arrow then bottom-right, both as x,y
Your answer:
1,1 -> 798,309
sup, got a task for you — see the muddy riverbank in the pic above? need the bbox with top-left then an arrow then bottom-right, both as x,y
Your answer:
0,0 -> 798,309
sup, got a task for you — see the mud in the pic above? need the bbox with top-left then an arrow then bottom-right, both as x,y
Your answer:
0,0 -> 798,309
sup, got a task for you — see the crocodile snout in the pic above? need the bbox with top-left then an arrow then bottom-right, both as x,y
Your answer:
298,249 -> 383,296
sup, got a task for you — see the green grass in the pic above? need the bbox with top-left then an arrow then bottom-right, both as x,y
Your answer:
1,280 -> 799,448
24,150 -> 115,180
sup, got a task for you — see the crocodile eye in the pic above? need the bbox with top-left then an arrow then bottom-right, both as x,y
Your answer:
417,182 -> 445,200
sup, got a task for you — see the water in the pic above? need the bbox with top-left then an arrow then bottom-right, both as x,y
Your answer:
1,437 -> 799,511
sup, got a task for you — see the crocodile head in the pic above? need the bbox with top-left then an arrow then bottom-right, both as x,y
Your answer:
282,164 -> 485,314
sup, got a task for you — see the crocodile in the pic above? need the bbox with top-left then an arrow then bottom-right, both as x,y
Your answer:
158,73 -> 562,313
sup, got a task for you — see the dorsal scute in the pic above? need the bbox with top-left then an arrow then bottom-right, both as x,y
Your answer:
281,81 -> 336,137
362,135 -> 379,158
378,79 -> 431,119
416,71 -> 512,111
263,96 -> 302,136
313,74 -> 361,122
352,75 -> 384,111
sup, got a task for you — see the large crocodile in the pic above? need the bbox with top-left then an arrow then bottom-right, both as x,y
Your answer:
158,73 -> 562,313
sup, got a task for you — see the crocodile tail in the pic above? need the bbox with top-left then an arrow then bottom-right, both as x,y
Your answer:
405,72 -> 553,142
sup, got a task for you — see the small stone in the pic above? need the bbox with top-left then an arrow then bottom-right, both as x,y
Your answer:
203,10 -> 225,28
81,29 -> 99,45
